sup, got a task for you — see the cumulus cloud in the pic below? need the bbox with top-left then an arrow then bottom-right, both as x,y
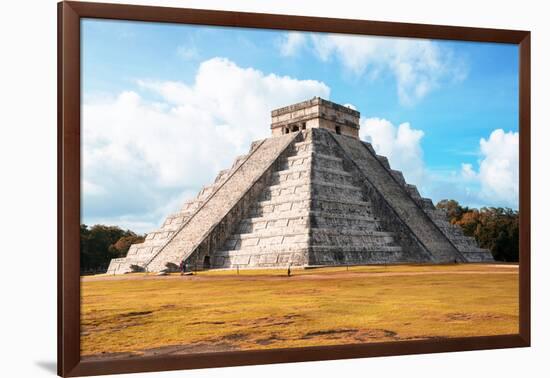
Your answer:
464,129 -> 519,207
448,129 -> 518,208
359,117 -> 426,186
354,118 -> 518,209
82,58 -> 329,232
280,33 -> 467,106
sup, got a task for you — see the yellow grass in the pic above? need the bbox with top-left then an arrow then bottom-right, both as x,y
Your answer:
80,264 -> 518,359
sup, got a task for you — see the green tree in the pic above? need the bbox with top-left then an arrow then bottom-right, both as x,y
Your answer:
435,201 -> 519,262
436,199 -> 469,222
108,234 -> 146,258
80,224 -> 145,274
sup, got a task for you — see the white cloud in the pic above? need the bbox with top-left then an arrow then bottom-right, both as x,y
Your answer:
82,57 -> 329,232
282,33 -> 467,106
359,117 -> 426,186
358,122 -> 518,209
352,118 -> 517,209
460,163 -> 477,180
343,103 -> 357,110
279,32 -> 307,57
477,129 -> 519,206
455,129 -> 518,208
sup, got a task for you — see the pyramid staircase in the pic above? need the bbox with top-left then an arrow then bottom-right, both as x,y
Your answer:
210,128 -> 409,268
107,134 -> 298,274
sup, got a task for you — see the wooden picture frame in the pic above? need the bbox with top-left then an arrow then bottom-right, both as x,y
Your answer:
58,1 -> 531,376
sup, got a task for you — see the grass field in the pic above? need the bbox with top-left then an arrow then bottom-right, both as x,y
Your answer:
80,264 -> 518,360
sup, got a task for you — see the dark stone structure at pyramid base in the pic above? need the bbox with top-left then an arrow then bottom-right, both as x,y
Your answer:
107,98 -> 493,275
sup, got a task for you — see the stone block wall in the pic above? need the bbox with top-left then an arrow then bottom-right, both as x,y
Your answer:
144,131 -> 300,272
331,131 -> 466,263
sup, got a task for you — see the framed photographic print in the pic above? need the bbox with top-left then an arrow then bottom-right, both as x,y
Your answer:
58,1 -> 530,376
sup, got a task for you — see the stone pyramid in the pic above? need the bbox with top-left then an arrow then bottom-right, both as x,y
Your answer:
107,98 -> 493,274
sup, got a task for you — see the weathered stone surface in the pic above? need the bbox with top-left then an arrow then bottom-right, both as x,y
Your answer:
271,97 -> 360,138
331,132 -> 466,263
144,132 -> 299,272
107,97 -> 492,274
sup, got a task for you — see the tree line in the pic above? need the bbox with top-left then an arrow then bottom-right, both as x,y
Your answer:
80,224 -> 145,274
80,200 -> 518,273
436,200 -> 519,262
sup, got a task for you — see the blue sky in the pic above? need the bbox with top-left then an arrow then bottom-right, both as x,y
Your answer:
81,19 -> 519,232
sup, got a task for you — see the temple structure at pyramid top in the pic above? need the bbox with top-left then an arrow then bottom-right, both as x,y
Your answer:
108,98 -> 493,275
271,97 -> 360,138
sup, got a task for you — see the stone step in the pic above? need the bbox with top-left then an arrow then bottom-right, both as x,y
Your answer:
144,230 -> 177,241
312,216 -> 380,231
290,141 -> 340,157
279,154 -> 311,168
237,209 -> 379,234
242,209 -> 309,224
286,142 -> 312,156
311,229 -> 398,247
261,182 -> 309,199
156,219 -> 191,232
145,133 -> 299,272
292,140 -> 312,149
228,226 -> 309,241
420,198 -> 435,209
214,169 -> 230,184
309,245 -> 404,265
224,229 -> 309,250
224,234 -> 309,251
434,222 -> 466,237
310,196 -> 372,215
285,151 -> 341,163
262,179 -> 363,201
272,166 -> 353,185
280,152 -> 344,170
230,226 -> 394,242
310,245 -> 403,253
213,243 -> 403,268
390,169 -> 406,186
310,167 -> 355,186
254,193 -> 311,207
181,200 -> 203,212
310,182 -> 364,201
214,244 -> 309,257
252,195 -> 372,215
460,250 -> 495,262
406,184 -> 422,201
197,184 -> 216,199
273,167 -> 351,177
211,249 -> 308,268
230,154 -> 248,170
225,226 -> 397,251
125,244 -> 161,258
310,210 -> 376,222
311,158 -> 345,171
237,213 -> 309,233
261,178 -> 309,192
334,133 -> 464,263
162,215 -> 190,228
376,155 -> 391,169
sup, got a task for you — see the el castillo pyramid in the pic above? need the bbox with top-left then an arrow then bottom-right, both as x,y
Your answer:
107,97 -> 493,274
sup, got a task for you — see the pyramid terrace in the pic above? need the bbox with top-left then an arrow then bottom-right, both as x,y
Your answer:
108,98 -> 492,274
